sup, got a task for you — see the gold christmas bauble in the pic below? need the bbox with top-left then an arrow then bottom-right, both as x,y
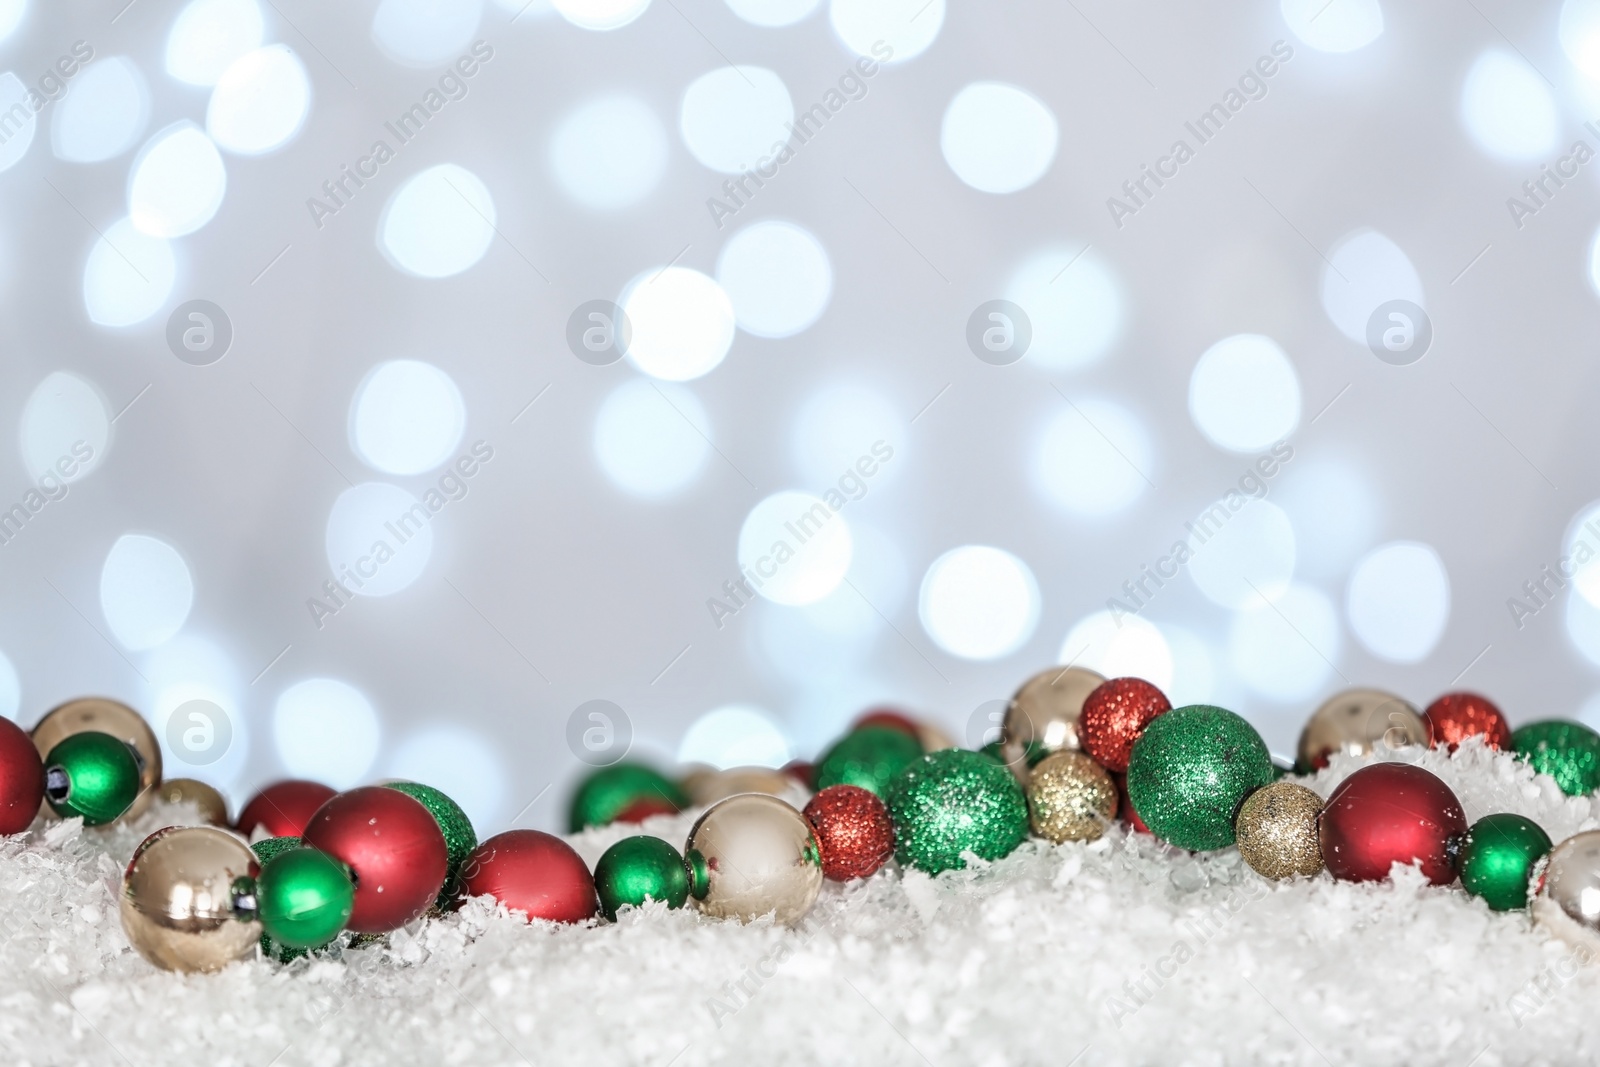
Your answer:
1533,830 -> 1600,954
1000,666 -> 1105,782
32,697 -> 161,820
1026,751 -> 1117,843
1234,781 -> 1324,880
684,794 -> 822,925
1295,688 -> 1426,772
916,721 -> 957,754
120,826 -> 261,973
686,767 -> 798,807
155,778 -> 229,826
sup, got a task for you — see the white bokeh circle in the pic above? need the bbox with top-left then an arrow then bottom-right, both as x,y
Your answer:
549,95 -> 668,211
100,534 -> 194,651
207,45 -> 312,155
620,266 -> 737,381
1346,541 -> 1450,663
715,220 -> 833,338
1032,397 -> 1151,517
738,490 -> 854,606
273,678 -> 381,789
593,378 -> 712,497
1187,499 -> 1296,610
918,545 -> 1040,660
324,483 -> 436,597
350,360 -> 467,475
1188,334 -> 1301,453
380,164 -> 496,278
940,82 -> 1058,194
680,66 -> 793,175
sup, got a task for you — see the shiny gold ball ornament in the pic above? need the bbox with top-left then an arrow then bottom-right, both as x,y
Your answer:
120,826 -> 261,973
1025,751 -> 1118,843
1533,830 -> 1600,953
684,794 -> 822,925
32,697 -> 162,820
1000,666 -> 1106,782
1234,781 -> 1325,880
685,766 -> 798,807
1295,688 -> 1427,772
155,778 -> 229,826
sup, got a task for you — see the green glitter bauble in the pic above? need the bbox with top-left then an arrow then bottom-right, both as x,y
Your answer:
884,749 -> 1029,874
1512,721 -> 1600,796
1125,705 -> 1273,851
43,731 -> 141,825
568,763 -> 687,832
815,726 -> 923,797
384,781 -> 477,908
257,846 -> 356,950
251,837 -> 307,962
1459,813 -> 1551,912
593,835 -> 690,920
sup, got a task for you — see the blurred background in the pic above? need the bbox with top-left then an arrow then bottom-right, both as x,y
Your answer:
2,0 -> 1599,834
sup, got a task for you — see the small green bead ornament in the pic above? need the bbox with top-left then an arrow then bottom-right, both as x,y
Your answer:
568,763 -> 688,832
885,748 -> 1029,874
1512,721 -> 1600,796
43,731 -> 141,825
257,846 -> 356,950
815,726 -> 923,797
1125,704 -> 1273,851
1459,813 -> 1552,911
384,781 -> 477,908
593,836 -> 690,920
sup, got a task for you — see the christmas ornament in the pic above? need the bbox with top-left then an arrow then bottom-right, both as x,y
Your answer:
43,731 -> 141,825
31,697 -> 161,819
802,784 -> 894,881
686,766 -> 798,806
1234,781 -> 1324,880
614,795 -> 683,824
156,778 -> 229,826
384,780 -> 477,908
120,826 -> 260,973
1532,830 -> 1600,952
568,763 -> 687,832
302,787 -> 448,933
1320,763 -> 1466,885
593,835 -> 689,920
885,748 -> 1029,874
684,794 -> 822,925
814,725 -> 922,797
1079,677 -> 1171,773
1459,813 -> 1550,911
1423,692 -> 1511,752
982,738 -> 1047,769
460,830 -> 598,923
251,836 -> 308,962
999,666 -> 1105,781
1111,772 -> 1151,834
1296,688 -> 1426,771
1025,751 -> 1117,843
781,760 -> 814,787
236,780 -> 338,839
1125,705 -> 1273,851
1512,721 -> 1600,796
256,846 -> 356,950
852,707 -> 921,740
915,721 -> 958,754
0,715 -> 43,835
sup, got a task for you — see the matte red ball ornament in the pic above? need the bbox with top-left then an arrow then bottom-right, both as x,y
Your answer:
781,760 -> 814,788
613,795 -> 680,824
460,830 -> 597,923
1080,678 -> 1172,773
852,708 -> 921,740
302,787 -> 448,932
0,716 -> 43,835
1423,692 -> 1511,752
804,784 -> 894,881
1319,763 -> 1466,885
236,780 -> 337,840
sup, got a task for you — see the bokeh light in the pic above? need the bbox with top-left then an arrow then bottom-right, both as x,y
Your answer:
1229,583 -> 1341,701
350,360 -> 467,476
52,57 -> 150,163
380,164 -> 497,278
324,483 -> 436,597
1187,499 -> 1296,610
593,378 -> 712,497
680,66 -> 793,175
1058,611 -> 1173,691
19,372 -> 109,484
1280,0 -> 1383,53
128,123 -> 227,238
1321,228 -> 1424,344
1188,334 -> 1300,453
620,266 -> 737,381
1005,245 -> 1125,371
678,705 -> 791,768
716,220 -> 833,339
549,95 -> 668,211
372,0 -> 483,68
918,545 -> 1039,661
1346,541 -> 1450,663
1032,397 -> 1151,517
388,726 -> 506,832
830,0 -> 944,63
165,0 -> 264,87
940,82 -> 1058,194
100,534 -> 194,652
274,678 -> 381,789
206,45 -> 311,155
738,490 -> 854,606
1460,49 -> 1559,163
83,218 -> 176,327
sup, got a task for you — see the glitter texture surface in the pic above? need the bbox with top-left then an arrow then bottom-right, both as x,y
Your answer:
386,780 -> 478,907
885,749 -> 1028,874
1512,721 -> 1600,796
803,785 -> 895,881
1079,677 -> 1171,773
1424,692 -> 1512,752
1234,781 -> 1324,880
814,726 -> 923,797
1025,751 -> 1118,843
1125,704 -> 1273,851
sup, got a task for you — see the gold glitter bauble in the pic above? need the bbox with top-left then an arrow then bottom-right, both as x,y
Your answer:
1296,688 -> 1426,772
1000,666 -> 1106,782
156,778 -> 229,826
32,697 -> 162,821
1533,830 -> 1600,954
1235,781 -> 1324,880
686,767 -> 796,807
684,794 -> 822,925
1025,751 -> 1117,843
120,826 -> 261,973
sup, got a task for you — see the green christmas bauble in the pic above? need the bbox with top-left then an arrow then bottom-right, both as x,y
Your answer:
568,763 -> 687,832
251,837 -> 307,962
43,731 -> 141,825
384,781 -> 477,907
1512,721 -> 1600,796
1459,813 -> 1552,911
1125,704 -> 1273,851
257,846 -> 356,950
884,749 -> 1028,874
815,726 -> 923,797
593,836 -> 690,920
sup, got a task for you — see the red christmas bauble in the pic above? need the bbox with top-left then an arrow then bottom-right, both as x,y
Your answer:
803,784 -> 894,881
1080,678 -> 1172,773
1423,692 -> 1511,751
460,830 -> 597,923
1111,772 -> 1150,834
1319,763 -> 1466,885
613,795 -> 680,824
852,708 -> 921,740
781,760 -> 814,787
0,716 -> 43,835
302,786 -> 448,932
236,780 -> 337,839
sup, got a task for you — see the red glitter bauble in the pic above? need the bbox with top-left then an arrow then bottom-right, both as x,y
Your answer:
303,787 -> 448,932
1111,772 -> 1150,834
1423,692 -> 1511,752
803,784 -> 894,881
0,716 -> 43,835
613,795 -> 680,824
236,780 -> 337,839
1319,763 -> 1466,885
460,830 -> 597,923
1080,678 -> 1172,773
852,708 -> 922,740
